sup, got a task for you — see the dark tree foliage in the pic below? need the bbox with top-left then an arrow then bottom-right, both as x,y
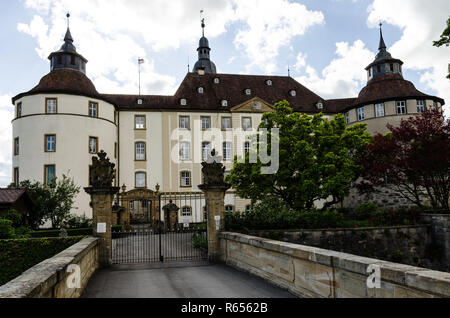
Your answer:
433,17 -> 450,80
358,109 -> 450,212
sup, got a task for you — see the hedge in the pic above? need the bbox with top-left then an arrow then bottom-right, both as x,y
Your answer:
0,236 -> 85,286
30,225 -> 124,238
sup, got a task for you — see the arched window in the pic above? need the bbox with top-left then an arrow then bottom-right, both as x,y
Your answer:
221,100 -> 228,107
245,89 -> 251,95
214,78 -> 220,84
266,80 -> 272,86
180,99 -> 187,106
290,90 -> 296,97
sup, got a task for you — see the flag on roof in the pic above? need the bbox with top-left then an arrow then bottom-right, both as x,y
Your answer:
138,58 -> 144,64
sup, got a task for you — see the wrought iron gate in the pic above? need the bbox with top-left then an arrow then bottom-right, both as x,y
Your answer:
112,190 -> 207,264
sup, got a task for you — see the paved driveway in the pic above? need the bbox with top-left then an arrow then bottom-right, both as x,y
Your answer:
82,261 -> 296,298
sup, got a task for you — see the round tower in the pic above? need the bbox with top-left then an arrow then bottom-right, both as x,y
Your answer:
343,24 -> 444,134
11,17 -> 118,223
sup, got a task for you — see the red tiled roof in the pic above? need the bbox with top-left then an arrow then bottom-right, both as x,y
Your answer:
353,74 -> 444,109
104,73 -> 330,113
12,69 -> 109,104
0,188 -> 27,204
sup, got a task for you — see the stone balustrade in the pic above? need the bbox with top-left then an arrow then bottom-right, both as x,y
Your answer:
0,237 -> 99,298
219,232 -> 450,298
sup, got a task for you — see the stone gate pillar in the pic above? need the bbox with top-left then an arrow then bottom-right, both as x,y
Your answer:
85,151 -> 119,268
198,149 -> 231,262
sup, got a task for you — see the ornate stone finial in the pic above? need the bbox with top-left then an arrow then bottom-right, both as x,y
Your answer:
89,150 -> 116,189
155,183 -> 160,192
122,184 -> 127,192
199,149 -> 230,189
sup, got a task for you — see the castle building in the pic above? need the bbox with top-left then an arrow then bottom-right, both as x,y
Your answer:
11,21 -> 445,223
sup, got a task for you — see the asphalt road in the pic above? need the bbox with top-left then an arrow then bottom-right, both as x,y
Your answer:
82,262 -> 296,298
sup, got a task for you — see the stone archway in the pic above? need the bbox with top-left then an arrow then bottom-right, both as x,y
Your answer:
118,187 -> 161,228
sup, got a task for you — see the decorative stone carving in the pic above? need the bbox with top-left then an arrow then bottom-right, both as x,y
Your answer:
90,150 -> 115,189
200,149 -> 230,188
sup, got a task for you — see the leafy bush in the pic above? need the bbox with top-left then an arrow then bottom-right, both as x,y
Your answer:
192,232 -> 207,250
0,219 -> 15,239
1,209 -> 23,227
31,225 -> 124,238
65,214 -> 93,229
0,236 -> 84,286
352,202 -> 379,221
225,197 -> 345,231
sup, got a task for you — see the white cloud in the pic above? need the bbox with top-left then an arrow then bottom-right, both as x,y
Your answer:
0,94 -> 13,187
19,0 -> 324,87
232,0 -> 324,74
294,52 -> 307,71
296,40 -> 374,98
367,0 -> 450,115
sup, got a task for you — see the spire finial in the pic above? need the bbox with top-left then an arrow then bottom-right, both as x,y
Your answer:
200,10 -> 205,37
378,21 -> 387,51
66,12 -> 70,28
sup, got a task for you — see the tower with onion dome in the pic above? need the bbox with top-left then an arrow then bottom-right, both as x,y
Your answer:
11,14 -> 118,221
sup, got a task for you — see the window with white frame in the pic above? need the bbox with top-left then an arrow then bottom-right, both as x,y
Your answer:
266,80 -> 272,86
344,112 -> 350,124
242,117 -> 252,131
135,115 -> 146,129
135,172 -> 146,188
225,205 -> 234,213
181,171 -> 191,187
179,116 -> 190,129
357,107 -> 365,121
45,135 -> 56,152
198,87 -> 204,94
221,100 -> 228,107
375,103 -> 385,117
180,99 -> 187,106
244,141 -> 250,155
46,98 -> 57,114
214,78 -> 220,84
88,102 -> 98,117
245,89 -> 251,95
135,142 -> 146,161
89,137 -> 98,154
417,100 -> 425,114
290,90 -> 296,97
201,116 -> 211,130
396,101 -> 407,115
223,142 -> 232,160
180,142 -> 190,160
221,117 -> 232,130
182,206 -> 192,216
202,142 -> 211,161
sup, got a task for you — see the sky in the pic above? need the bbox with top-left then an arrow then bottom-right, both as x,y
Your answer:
0,0 -> 449,186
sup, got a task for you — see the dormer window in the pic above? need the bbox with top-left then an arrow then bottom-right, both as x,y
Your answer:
266,80 -> 272,86
180,99 -> 187,106
290,90 -> 296,97
214,78 -> 220,84
316,102 -> 323,110
245,89 -> 251,95
221,100 -> 228,107
198,87 -> 204,94
137,99 -> 143,105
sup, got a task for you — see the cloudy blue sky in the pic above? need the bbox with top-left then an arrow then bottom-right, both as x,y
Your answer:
0,0 -> 449,186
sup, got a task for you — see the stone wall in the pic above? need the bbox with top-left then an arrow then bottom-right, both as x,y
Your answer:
0,237 -> 99,298
219,232 -> 450,298
421,214 -> 450,272
247,226 -> 444,271
343,186 -> 417,209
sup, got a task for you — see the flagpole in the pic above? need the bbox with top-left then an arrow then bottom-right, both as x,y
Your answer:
138,59 -> 141,96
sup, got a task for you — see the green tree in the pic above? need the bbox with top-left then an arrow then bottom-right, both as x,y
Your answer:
227,101 -> 372,210
10,175 -> 80,229
433,16 -> 450,80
